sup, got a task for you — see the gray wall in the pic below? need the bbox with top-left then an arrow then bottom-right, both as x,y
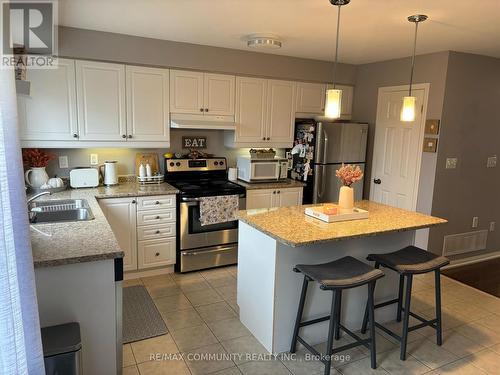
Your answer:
428,52 -> 500,255
59,27 -> 357,84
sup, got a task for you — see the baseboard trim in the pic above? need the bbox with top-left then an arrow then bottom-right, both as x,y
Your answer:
124,265 -> 174,280
442,250 -> 500,270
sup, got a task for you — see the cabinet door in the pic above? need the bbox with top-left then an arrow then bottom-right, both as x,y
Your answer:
76,61 -> 126,141
266,80 -> 296,143
246,189 -> 276,209
327,84 -> 354,119
99,198 -> 137,271
169,70 -> 204,114
276,187 -> 303,207
138,238 -> 176,269
126,66 -> 170,142
204,73 -> 235,116
18,58 -> 78,141
295,82 -> 326,115
234,77 -> 267,143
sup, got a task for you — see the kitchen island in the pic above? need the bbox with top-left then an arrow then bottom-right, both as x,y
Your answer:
237,201 -> 446,354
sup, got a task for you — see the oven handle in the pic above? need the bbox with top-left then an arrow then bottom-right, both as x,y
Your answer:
181,194 -> 245,202
181,245 -> 236,256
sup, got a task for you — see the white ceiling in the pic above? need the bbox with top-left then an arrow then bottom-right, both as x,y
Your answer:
59,0 -> 500,64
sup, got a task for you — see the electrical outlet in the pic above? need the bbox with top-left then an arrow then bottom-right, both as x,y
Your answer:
487,155 -> 497,168
446,158 -> 458,169
58,156 -> 69,169
472,216 -> 479,228
490,222 -> 496,232
90,154 -> 99,165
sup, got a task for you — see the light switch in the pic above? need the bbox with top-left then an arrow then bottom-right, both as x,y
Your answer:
59,156 -> 69,169
487,155 -> 497,168
472,216 -> 479,228
90,154 -> 99,165
446,158 -> 458,169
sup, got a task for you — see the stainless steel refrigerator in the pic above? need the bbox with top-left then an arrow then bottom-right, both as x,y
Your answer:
287,119 -> 368,204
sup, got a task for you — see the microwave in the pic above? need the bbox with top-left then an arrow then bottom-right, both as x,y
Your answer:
237,156 -> 288,182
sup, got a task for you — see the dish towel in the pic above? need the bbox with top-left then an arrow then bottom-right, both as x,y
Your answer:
199,195 -> 239,226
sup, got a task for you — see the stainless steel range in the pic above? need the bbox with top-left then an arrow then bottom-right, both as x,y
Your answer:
165,157 -> 246,273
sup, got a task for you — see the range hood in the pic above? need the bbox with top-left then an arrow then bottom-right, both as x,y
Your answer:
170,113 -> 236,130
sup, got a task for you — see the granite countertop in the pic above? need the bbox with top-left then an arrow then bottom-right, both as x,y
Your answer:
30,182 -> 178,268
238,201 -> 447,247
234,178 -> 307,190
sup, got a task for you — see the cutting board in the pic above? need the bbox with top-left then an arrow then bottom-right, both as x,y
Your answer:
135,153 -> 160,176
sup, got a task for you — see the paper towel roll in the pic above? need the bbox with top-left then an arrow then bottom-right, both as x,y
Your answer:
228,167 -> 238,181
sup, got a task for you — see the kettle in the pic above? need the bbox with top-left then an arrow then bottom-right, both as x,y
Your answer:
99,161 -> 119,186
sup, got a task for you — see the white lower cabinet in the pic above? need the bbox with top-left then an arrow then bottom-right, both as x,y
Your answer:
99,194 -> 176,272
246,187 -> 303,210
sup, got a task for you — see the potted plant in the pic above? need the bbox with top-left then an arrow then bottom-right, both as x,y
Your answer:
22,148 -> 55,188
335,164 -> 363,213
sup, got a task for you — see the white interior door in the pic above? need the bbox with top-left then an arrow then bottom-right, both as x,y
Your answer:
370,84 -> 428,211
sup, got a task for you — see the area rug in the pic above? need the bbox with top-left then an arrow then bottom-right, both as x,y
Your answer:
122,285 -> 168,344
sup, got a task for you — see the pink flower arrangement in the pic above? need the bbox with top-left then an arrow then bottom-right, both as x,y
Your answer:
335,164 -> 363,187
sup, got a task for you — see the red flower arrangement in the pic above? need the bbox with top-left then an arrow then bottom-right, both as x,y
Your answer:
22,148 -> 55,168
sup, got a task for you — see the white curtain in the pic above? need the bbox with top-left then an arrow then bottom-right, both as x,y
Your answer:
0,69 -> 45,372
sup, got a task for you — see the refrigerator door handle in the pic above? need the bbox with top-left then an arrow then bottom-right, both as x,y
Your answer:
322,129 -> 329,165
314,165 -> 327,201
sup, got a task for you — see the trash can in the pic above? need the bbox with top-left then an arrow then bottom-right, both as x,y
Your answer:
41,322 -> 82,375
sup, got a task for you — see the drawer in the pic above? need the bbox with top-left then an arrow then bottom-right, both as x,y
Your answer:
137,208 -> 175,226
137,195 -> 176,211
138,238 -> 176,269
137,223 -> 176,241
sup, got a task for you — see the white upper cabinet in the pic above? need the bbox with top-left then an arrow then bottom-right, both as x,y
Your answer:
234,76 -> 267,143
18,58 -> 78,141
204,73 -> 235,116
169,70 -> 204,114
126,66 -> 170,142
326,84 -> 354,119
76,61 -> 127,141
295,82 -> 326,115
266,80 -> 296,143
170,70 -> 235,116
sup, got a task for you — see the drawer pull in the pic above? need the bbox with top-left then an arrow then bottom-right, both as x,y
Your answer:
155,252 -> 160,257
155,216 -> 160,219
155,201 -> 160,205
155,230 -> 160,234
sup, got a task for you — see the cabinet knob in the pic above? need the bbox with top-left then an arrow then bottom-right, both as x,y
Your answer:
273,191 -> 276,194
122,134 -> 127,138
155,201 -> 160,204
277,190 -> 281,194
204,108 -> 209,112
155,216 -> 160,219
267,137 -> 270,140
155,252 -> 160,257
131,200 -> 136,204
200,108 -> 204,112
262,137 -> 266,140
128,135 -> 132,139
155,230 -> 160,234
73,133 -> 78,138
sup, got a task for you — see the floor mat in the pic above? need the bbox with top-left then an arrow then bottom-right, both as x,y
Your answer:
122,285 -> 168,344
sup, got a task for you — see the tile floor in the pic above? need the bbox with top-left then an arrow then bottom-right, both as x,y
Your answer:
122,266 -> 500,375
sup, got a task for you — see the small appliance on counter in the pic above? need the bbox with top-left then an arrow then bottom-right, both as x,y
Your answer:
287,119 -> 368,204
99,161 -> 119,186
236,156 -> 288,183
69,168 -> 100,188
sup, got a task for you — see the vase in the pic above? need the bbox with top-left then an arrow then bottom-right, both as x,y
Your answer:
338,185 -> 354,213
25,167 -> 49,188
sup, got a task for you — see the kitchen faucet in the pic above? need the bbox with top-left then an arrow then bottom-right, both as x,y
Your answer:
27,191 -> 51,204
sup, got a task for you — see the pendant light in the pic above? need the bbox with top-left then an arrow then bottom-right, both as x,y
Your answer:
325,0 -> 349,119
401,14 -> 428,122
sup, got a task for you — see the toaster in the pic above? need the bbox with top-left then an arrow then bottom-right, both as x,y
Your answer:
70,168 -> 100,188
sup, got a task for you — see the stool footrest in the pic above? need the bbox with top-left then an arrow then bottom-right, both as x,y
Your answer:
374,298 -> 400,309
338,324 -> 371,350
296,334 -> 372,364
298,315 -> 331,328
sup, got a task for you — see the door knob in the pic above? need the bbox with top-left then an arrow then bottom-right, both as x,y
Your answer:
374,178 -> 382,184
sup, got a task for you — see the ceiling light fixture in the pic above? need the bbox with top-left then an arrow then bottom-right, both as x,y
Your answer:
401,14 -> 428,122
325,0 -> 349,119
247,34 -> 282,49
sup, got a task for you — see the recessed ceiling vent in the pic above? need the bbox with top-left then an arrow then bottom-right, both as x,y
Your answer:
246,34 -> 282,49
443,230 -> 488,256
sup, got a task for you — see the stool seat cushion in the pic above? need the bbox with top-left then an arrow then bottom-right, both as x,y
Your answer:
367,246 -> 449,274
294,256 -> 384,289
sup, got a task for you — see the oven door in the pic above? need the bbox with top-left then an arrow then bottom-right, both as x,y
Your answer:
180,196 -> 246,250
250,161 -> 280,181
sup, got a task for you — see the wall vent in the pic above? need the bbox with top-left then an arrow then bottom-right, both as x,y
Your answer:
443,230 -> 488,256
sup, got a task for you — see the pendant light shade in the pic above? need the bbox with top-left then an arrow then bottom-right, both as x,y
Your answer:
325,0 -> 349,119
401,14 -> 427,122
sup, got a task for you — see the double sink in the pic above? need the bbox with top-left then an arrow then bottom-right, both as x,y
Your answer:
29,199 -> 95,224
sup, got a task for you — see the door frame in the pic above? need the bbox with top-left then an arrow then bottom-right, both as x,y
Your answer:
370,83 -> 430,211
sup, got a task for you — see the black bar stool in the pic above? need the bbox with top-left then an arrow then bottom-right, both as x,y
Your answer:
361,246 -> 450,360
290,256 -> 384,375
